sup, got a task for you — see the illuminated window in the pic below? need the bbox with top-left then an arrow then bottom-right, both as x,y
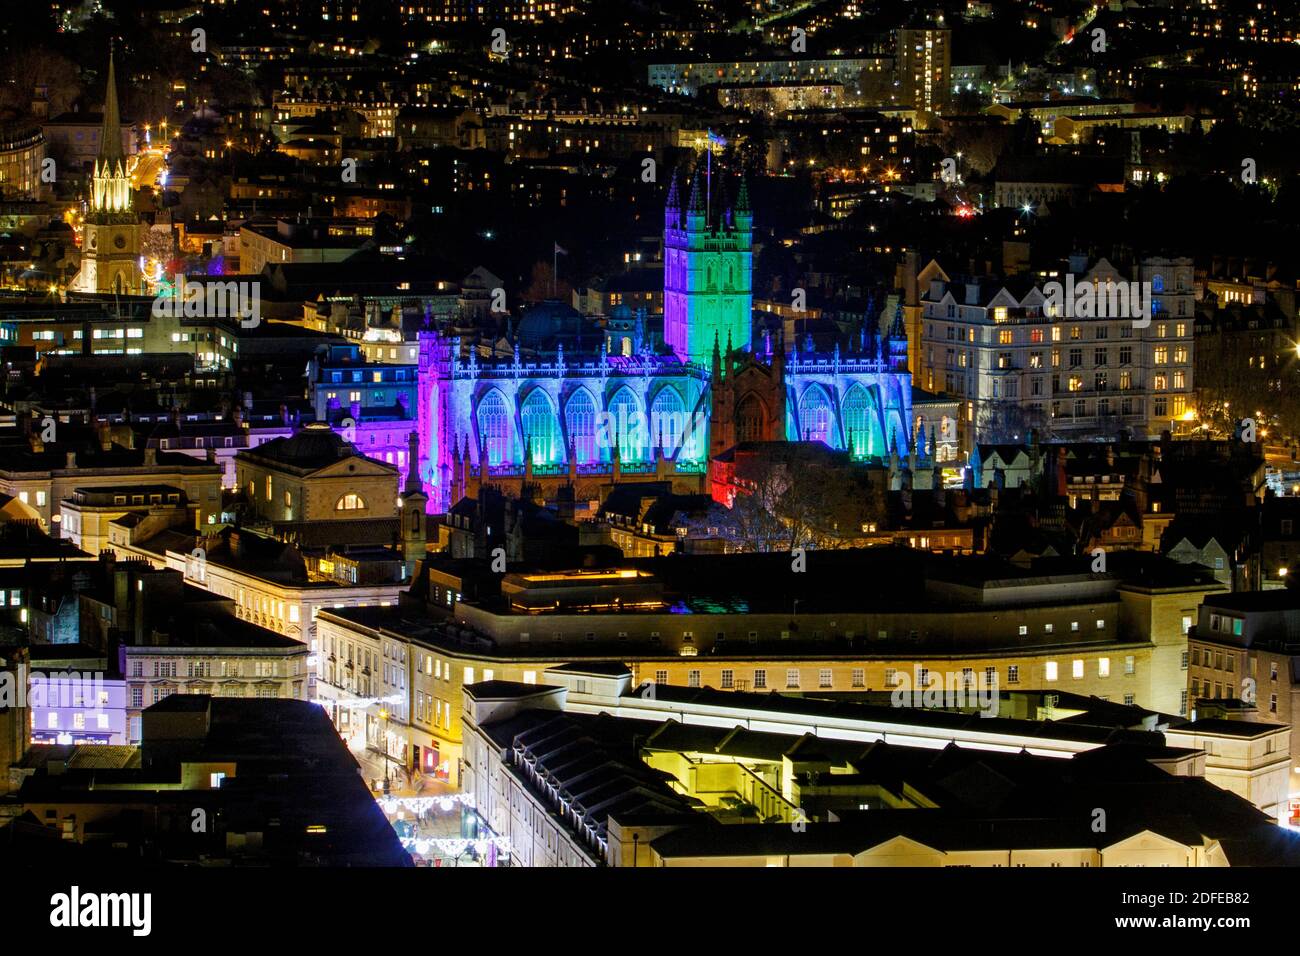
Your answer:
335,493 -> 366,511
565,389 -> 597,463
475,387 -> 509,465
798,384 -> 834,446
607,386 -> 645,462
520,389 -> 560,464
650,386 -> 686,458
842,385 -> 878,457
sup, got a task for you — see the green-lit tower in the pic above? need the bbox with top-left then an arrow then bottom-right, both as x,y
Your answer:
663,161 -> 752,364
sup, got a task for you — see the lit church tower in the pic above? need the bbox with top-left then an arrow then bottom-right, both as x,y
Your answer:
71,45 -> 144,295
662,159 -> 752,364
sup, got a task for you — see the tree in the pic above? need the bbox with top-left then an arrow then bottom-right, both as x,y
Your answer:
976,400 -> 1052,444
728,454 -> 792,551
521,260 -> 571,304
729,450 -> 888,551
0,46 -> 80,118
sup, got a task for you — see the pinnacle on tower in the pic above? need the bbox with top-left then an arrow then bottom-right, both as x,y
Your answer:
687,166 -> 706,214
734,177 -> 751,215
888,301 -> 906,339
664,170 -> 682,231
665,170 -> 681,213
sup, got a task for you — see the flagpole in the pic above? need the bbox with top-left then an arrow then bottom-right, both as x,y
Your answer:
552,244 -> 556,298
706,129 -> 711,229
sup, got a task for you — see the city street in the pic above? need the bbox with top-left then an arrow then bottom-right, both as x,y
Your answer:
351,745 -> 502,867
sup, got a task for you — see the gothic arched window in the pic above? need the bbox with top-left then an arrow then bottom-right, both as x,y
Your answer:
565,389 -> 597,463
798,384 -> 834,447
608,386 -> 644,462
736,394 -> 766,444
520,389 -> 559,465
650,386 -> 685,458
476,389 -> 511,467
842,385 -> 876,458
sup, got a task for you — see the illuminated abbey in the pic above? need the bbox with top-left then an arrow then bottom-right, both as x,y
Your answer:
415,163 -> 915,512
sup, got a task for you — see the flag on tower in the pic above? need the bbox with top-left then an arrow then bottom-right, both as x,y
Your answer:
554,242 -> 568,256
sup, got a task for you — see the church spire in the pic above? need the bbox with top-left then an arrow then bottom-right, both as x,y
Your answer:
90,42 -> 131,216
99,43 -> 124,167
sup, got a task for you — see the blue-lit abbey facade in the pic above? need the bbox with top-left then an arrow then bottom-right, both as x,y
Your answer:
414,169 -> 914,512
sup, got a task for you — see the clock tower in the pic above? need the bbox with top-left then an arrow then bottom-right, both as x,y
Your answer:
72,46 -> 143,296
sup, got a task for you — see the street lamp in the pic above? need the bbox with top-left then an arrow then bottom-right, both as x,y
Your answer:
379,707 -> 391,793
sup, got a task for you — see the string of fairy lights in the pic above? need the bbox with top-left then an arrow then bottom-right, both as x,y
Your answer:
398,836 -> 513,856
378,794 -> 476,814
377,794 -> 514,858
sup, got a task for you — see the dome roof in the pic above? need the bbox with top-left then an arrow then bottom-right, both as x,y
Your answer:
517,300 -> 586,351
256,423 -> 354,468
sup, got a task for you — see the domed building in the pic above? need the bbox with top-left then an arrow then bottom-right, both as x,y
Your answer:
236,422 -> 402,524
603,303 -> 647,357
516,300 -> 596,354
